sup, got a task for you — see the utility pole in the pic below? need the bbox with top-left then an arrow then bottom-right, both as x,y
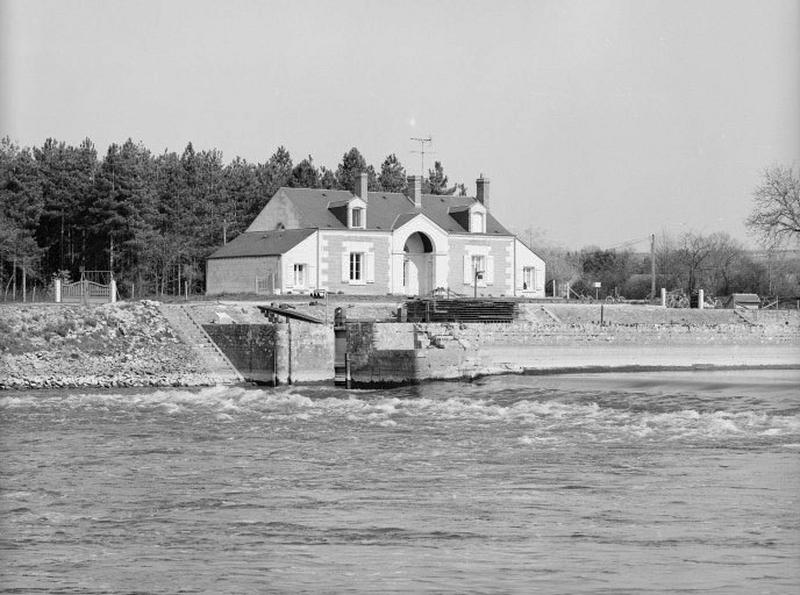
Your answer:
650,233 -> 656,301
410,136 -> 433,177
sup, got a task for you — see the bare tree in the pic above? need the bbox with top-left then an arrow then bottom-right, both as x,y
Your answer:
747,165 -> 800,247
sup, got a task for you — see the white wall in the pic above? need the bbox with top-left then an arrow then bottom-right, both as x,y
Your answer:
281,232 -> 320,294
514,238 -> 546,298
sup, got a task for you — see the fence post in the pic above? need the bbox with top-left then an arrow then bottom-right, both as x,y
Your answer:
55,278 -> 62,303
660,287 -> 666,308
698,289 -> 704,310
110,279 -> 117,303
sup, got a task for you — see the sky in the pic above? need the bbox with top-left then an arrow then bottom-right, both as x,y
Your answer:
1,0 -> 798,250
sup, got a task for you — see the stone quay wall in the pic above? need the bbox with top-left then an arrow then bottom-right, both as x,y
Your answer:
203,324 -> 278,384
204,320 -> 334,385
346,311 -> 800,386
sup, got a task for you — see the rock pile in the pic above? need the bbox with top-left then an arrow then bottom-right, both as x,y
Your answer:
0,301 -> 223,390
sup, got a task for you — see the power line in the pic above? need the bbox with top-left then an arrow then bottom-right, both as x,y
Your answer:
607,235 -> 652,250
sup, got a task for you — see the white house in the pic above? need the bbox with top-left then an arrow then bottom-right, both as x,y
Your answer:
206,174 -> 545,297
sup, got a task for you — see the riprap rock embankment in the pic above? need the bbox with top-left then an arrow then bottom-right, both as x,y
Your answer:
0,301 -> 223,389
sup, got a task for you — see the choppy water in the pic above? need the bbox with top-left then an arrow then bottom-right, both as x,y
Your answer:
1,369 -> 799,594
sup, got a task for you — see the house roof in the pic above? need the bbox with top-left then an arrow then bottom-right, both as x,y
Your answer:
207,228 -> 315,259
273,187 -> 512,235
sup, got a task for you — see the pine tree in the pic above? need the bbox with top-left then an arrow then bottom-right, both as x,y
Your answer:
319,166 -> 336,189
335,147 -> 378,191
33,138 -> 98,274
222,157 -> 261,240
378,153 -> 407,193
288,156 -> 320,188
425,161 -> 457,195
0,138 -> 44,294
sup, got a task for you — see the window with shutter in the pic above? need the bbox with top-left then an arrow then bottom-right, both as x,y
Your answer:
284,261 -> 294,289
341,253 -> 350,283
365,252 -> 375,283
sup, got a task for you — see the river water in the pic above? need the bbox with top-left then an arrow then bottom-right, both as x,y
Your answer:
1,369 -> 798,594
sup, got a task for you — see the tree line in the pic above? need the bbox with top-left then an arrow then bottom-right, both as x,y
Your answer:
0,138 -> 464,299
530,230 -> 798,302
526,166 -> 800,303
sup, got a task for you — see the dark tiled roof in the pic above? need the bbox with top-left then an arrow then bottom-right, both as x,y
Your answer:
275,187 -> 511,235
208,228 -> 315,259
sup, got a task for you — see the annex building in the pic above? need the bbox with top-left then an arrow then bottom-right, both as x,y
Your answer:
206,174 -> 545,298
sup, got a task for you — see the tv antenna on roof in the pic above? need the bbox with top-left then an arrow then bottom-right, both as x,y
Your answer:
410,136 -> 434,177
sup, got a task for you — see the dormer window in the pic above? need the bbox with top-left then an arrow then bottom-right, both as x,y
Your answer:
347,198 -> 366,229
471,211 -> 485,233
351,207 -> 364,228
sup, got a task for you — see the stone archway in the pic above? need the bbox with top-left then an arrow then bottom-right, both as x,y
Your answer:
403,232 -> 435,296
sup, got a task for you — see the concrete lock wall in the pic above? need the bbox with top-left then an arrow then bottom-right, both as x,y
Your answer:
204,321 -> 334,385
204,324 -> 278,384
286,320 -> 335,383
346,319 -> 800,386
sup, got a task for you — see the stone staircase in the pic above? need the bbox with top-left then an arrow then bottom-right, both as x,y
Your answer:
158,303 -> 244,384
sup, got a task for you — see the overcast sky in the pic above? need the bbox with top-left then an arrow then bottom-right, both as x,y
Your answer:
2,0 -> 798,249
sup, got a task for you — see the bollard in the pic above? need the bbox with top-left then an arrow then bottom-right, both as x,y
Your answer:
660,287 -> 667,308
698,289 -> 704,310
55,278 -> 62,303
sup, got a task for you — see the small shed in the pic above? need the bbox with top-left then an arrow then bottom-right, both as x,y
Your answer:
723,293 -> 760,309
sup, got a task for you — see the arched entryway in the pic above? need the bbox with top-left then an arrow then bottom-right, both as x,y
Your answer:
403,232 -> 435,296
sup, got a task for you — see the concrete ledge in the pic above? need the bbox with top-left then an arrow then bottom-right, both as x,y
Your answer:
346,320 -> 800,387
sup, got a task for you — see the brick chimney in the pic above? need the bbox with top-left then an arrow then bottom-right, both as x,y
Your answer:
476,175 -> 489,209
406,175 -> 422,208
354,172 -> 368,201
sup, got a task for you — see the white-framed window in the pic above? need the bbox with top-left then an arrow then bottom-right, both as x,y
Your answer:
293,263 -> 306,288
350,252 -> 363,282
522,267 -> 535,291
471,255 -> 486,282
351,207 -> 364,228
463,249 -> 493,286
471,211 -> 484,233
341,243 -> 374,285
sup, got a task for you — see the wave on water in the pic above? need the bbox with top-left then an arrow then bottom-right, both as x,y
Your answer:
2,382 -> 799,444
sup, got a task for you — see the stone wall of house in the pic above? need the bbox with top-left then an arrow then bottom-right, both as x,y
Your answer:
446,235 -> 515,297
321,231 -> 392,295
206,256 -> 281,295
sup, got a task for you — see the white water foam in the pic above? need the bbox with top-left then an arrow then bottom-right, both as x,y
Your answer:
3,384 -> 798,443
